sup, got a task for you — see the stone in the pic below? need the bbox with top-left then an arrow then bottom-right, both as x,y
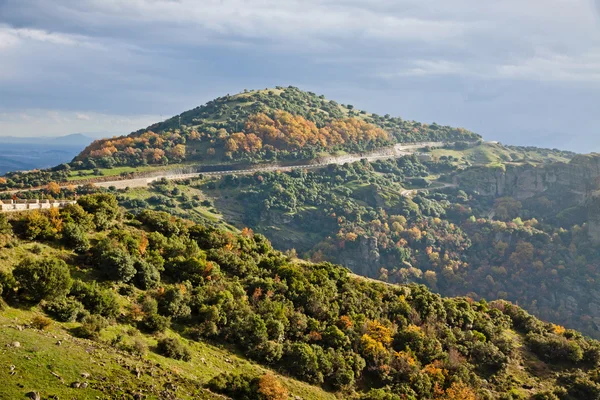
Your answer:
81,382 -> 89,389
71,382 -> 81,388
81,372 -> 91,379
26,392 -> 41,400
11,341 -> 20,348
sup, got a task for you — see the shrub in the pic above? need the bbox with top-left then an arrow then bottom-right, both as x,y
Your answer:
13,257 -> 72,302
121,337 -> 148,357
76,314 -> 109,340
31,315 -> 52,330
92,239 -> 136,283
62,222 -> 90,253
77,193 -> 121,230
140,313 -> 171,333
527,333 -> 583,364
43,297 -> 86,322
70,280 -> 120,318
156,337 -> 192,361
207,372 -> 257,400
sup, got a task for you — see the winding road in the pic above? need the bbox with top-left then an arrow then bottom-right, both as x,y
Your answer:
3,141 -> 449,194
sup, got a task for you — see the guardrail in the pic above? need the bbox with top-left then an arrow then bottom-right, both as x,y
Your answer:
0,199 -> 76,213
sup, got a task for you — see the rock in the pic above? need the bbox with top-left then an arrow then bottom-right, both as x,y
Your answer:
11,341 -> 20,348
80,382 -> 89,389
56,340 -> 62,346
9,365 -> 15,371
26,391 -> 41,400
81,372 -> 91,379
71,382 -> 81,388
200,357 -> 206,364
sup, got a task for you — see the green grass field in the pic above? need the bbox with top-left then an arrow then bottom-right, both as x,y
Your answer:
0,307 -> 336,399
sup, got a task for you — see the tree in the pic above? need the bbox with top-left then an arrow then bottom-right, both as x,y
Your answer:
257,373 -> 288,400
13,257 -> 72,302
77,193 -> 120,230
22,211 -> 55,240
0,214 -> 11,234
62,222 -> 90,253
93,239 -> 136,283
157,337 -> 192,361
46,182 -> 61,196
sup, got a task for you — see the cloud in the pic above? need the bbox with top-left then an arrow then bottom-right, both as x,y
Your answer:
0,0 -> 599,151
76,113 -> 91,120
0,24 -> 99,51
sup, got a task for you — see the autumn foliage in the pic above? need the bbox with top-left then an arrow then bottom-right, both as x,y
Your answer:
225,111 -> 390,154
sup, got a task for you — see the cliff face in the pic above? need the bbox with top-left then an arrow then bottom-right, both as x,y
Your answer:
456,154 -> 600,200
455,153 -> 600,240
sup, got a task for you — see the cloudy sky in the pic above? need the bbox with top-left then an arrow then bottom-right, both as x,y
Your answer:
0,0 -> 599,152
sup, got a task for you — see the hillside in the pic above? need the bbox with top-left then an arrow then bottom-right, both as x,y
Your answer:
70,144 -> 599,344
2,195 -> 600,400
74,86 -> 481,169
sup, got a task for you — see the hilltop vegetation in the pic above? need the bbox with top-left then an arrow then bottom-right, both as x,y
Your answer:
74,87 -> 480,169
3,194 -> 600,399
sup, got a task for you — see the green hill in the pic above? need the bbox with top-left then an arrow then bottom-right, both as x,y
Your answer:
74,86 -> 481,169
2,195 -> 600,399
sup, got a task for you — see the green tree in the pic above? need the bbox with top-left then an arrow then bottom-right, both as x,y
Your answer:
13,257 -> 72,302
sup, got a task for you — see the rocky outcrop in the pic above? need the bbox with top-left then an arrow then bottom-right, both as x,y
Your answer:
456,154 -> 600,201
588,191 -> 600,243
455,153 -> 600,241
335,236 -> 381,278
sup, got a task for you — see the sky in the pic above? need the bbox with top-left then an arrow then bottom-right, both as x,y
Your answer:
0,0 -> 599,152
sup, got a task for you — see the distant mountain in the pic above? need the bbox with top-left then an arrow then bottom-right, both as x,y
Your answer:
0,133 -> 98,174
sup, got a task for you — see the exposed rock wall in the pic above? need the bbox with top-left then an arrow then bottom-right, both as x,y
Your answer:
454,153 -> 600,241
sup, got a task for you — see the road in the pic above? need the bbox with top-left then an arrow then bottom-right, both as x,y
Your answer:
3,141 -> 447,193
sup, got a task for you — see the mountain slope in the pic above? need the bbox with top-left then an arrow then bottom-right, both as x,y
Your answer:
75,87 -> 481,169
2,194 -> 600,399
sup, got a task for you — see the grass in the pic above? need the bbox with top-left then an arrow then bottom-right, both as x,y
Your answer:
430,142 -> 573,167
67,165 -> 174,182
0,306 -> 336,400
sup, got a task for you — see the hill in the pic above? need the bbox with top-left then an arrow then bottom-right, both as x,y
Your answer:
74,86 -> 481,169
2,194 -> 600,399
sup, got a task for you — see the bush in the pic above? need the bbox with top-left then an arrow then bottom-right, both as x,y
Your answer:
140,313 -> 171,333
62,222 -> 90,253
207,372 -> 288,400
31,315 -> 52,330
43,297 -> 86,322
527,333 -> 583,364
207,372 -> 258,400
92,239 -> 136,283
70,281 -> 120,318
13,257 -> 72,302
121,337 -> 148,357
76,314 -> 109,340
156,337 -> 192,361
77,193 -> 121,230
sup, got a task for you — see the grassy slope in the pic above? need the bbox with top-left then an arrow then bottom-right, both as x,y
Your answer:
0,307 -> 336,400
430,142 -> 573,167
0,221 -> 333,399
